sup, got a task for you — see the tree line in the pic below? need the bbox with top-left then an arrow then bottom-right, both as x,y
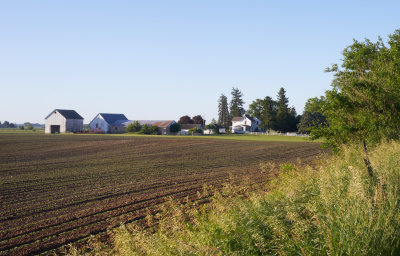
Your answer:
0,121 -> 16,128
217,87 -> 307,133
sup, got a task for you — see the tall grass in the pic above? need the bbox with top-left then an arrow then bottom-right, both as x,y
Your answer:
90,141 -> 400,255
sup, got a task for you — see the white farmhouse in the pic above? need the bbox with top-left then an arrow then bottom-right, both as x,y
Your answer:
88,113 -> 128,133
45,109 -> 84,134
231,114 -> 261,133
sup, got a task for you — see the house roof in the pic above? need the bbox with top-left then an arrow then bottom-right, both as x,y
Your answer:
180,124 -> 203,130
232,115 -> 259,123
98,113 -> 128,124
137,120 -> 175,127
45,109 -> 84,120
232,116 -> 244,122
244,114 -> 256,122
115,120 -> 175,128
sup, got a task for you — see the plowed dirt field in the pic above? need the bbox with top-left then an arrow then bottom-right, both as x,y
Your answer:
0,133 -> 324,255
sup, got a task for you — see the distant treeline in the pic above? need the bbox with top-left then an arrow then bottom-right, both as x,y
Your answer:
217,87 -> 326,133
0,121 -> 44,130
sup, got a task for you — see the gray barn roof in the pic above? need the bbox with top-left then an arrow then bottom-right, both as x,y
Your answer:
115,120 -> 175,128
180,124 -> 203,130
45,109 -> 84,120
98,113 -> 128,124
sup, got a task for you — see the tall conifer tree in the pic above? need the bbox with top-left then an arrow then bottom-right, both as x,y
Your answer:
229,87 -> 245,118
218,94 -> 230,129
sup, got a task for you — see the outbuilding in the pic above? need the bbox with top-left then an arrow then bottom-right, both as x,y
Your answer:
45,109 -> 84,134
88,113 -> 128,133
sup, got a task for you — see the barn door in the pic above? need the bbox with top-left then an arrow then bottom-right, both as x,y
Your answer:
51,125 -> 60,134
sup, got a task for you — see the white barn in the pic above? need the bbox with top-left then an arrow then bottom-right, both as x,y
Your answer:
231,114 -> 261,133
88,113 -> 128,134
45,109 -> 84,134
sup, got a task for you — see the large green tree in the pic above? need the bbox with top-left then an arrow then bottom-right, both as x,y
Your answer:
229,87 -> 245,118
248,96 -> 277,131
275,87 -> 297,132
261,96 -> 277,131
297,96 -> 326,134
312,29 -> 400,178
248,99 -> 264,120
192,115 -> 205,125
178,115 -> 193,124
218,94 -> 230,129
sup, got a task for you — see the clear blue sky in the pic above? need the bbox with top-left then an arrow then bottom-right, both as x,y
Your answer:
1,1 -> 399,124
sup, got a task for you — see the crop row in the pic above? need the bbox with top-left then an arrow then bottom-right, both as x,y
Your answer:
0,133 -> 323,255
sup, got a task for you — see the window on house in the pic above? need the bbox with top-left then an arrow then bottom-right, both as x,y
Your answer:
96,124 -> 98,128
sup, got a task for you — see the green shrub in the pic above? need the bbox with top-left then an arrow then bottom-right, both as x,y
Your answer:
136,124 -> 159,135
205,123 -> 219,134
126,121 -> 141,133
149,125 -> 159,135
188,127 -> 203,134
169,122 -> 181,133
26,123 -> 34,130
138,124 -> 149,134
279,162 -> 294,171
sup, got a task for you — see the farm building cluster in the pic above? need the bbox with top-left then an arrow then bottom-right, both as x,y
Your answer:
44,109 -> 261,134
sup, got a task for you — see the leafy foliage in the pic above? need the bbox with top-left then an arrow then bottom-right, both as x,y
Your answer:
297,111 -> 326,134
169,122 -> 181,132
260,96 -> 277,131
297,96 -> 327,134
136,124 -> 160,135
1,121 -> 12,128
247,98 -> 264,120
178,115 -> 193,124
205,123 -> 219,134
126,121 -> 142,133
192,115 -> 204,125
248,88 -> 298,132
188,127 -> 203,134
312,30 -> 400,150
26,123 -> 34,130
304,96 -> 326,113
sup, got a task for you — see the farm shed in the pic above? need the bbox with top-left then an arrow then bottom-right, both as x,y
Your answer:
88,113 -> 128,133
45,109 -> 84,134
117,120 -> 177,135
